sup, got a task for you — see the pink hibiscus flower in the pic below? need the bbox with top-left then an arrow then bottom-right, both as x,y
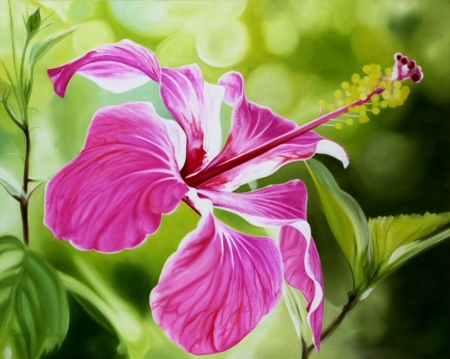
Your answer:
44,40 -> 421,355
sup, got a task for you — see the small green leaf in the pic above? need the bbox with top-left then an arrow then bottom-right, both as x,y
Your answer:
369,212 -> 450,281
283,283 -> 310,342
0,168 -> 25,200
26,8 -> 41,38
29,26 -> 77,70
0,236 -> 69,359
306,159 -> 370,290
213,208 -> 267,237
0,77 -> 11,102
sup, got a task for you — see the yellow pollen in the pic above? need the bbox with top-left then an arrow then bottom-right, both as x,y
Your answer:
359,116 -> 370,124
384,67 -> 393,79
372,107 -> 380,115
334,90 -> 343,99
321,59 -> 416,131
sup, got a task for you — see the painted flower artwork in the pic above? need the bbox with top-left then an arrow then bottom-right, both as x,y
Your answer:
45,40 -> 347,353
0,2 -> 449,359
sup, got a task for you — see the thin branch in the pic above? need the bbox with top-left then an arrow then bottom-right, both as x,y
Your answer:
304,292 -> 360,358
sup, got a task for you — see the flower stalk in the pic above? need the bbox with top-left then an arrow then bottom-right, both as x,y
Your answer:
303,292 -> 360,359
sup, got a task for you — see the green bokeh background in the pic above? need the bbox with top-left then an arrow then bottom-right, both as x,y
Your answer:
0,0 -> 449,358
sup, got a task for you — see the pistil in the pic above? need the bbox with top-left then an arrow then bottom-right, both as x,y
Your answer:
184,88 -> 382,188
185,53 -> 423,188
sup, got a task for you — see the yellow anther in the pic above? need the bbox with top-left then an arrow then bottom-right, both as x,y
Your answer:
382,90 -> 391,100
393,80 -> 402,88
385,67 -> 393,78
345,98 -> 353,106
335,123 -> 343,130
336,99 -> 344,107
334,90 -> 343,99
371,94 -> 380,102
360,93 -> 368,101
381,100 -> 388,108
341,81 -> 350,90
388,100 -> 398,108
401,86 -> 410,97
363,65 -> 371,74
319,99 -> 326,107
359,116 -> 370,124
351,73 -> 360,84
346,118 -> 354,125
372,107 -> 380,115
328,104 -> 336,111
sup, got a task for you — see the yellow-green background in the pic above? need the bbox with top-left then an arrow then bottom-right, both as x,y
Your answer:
0,0 -> 449,358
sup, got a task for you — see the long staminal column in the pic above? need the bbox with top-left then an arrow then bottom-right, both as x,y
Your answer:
186,53 -> 423,188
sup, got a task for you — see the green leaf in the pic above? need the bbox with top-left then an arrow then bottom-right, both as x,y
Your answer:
213,208 -> 267,237
29,26 -> 77,70
0,77 -> 11,102
306,159 -> 370,290
0,236 -> 69,359
26,8 -> 41,38
283,283 -> 310,343
0,168 -> 25,200
369,212 -> 450,281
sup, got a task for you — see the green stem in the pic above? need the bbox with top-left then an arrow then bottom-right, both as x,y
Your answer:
19,37 -> 31,120
304,292 -> 360,358
2,100 -> 25,131
4,0 -> 32,246
301,338 -> 308,359
20,126 -> 31,246
7,0 -> 20,95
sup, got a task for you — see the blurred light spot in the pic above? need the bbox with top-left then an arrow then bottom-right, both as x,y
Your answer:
262,12 -> 299,56
72,20 -> 116,55
109,1 -> 247,38
246,64 -> 294,113
355,131 -> 422,197
109,2 -> 172,37
333,0 -> 356,35
350,26 -> 392,65
196,20 -> 249,68
155,33 -> 197,67
423,33 -> 450,104
69,1 -> 97,22
4,346 -> 11,359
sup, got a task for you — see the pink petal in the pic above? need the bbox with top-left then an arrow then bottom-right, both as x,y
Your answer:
192,72 -> 348,191
45,102 -> 188,252
48,41 -> 224,177
280,222 -> 324,351
160,67 -> 224,176
48,40 -> 161,97
198,180 -> 307,227
150,213 -> 283,355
